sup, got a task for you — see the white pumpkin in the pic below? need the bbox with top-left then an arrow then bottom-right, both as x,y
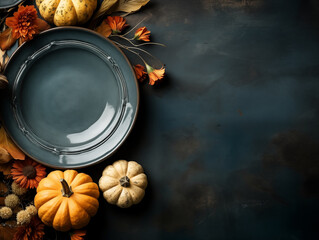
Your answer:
99,160 -> 148,208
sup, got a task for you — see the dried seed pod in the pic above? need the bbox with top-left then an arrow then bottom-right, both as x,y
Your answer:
4,194 -> 20,208
25,205 -> 37,216
16,210 -> 31,225
0,206 -> 13,219
11,182 -> 27,196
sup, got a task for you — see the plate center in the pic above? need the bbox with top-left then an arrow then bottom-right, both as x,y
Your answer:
18,46 -> 122,148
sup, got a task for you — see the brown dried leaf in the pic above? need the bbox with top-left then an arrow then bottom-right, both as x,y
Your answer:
0,147 -> 12,164
0,161 -> 12,175
0,49 -> 5,63
4,54 -> 9,67
18,38 -> 23,46
91,0 -> 149,27
112,0 -> 150,13
0,196 -> 4,205
0,48 -> 9,69
0,225 -> 18,240
0,28 -> 17,51
0,73 -> 8,90
36,18 -> 51,32
0,127 -> 25,160
0,182 -> 8,196
91,0 -> 118,23
96,21 -> 112,38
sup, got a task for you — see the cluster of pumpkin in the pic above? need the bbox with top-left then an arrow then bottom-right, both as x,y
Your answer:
35,160 -> 148,232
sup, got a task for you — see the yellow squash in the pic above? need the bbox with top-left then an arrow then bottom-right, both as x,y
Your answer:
36,0 -> 97,26
34,170 -> 99,231
99,160 -> 148,208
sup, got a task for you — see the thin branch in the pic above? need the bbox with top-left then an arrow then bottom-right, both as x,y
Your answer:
126,46 -> 163,66
110,34 -> 165,47
126,46 -> 154,58
113,41 -> 147,64
115,42 -> 163,67
110,34 -> 137,46
122,16 -> 149,37
130,41 -> 166,47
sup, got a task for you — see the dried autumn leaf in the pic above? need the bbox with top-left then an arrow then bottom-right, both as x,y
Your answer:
91,0 -> 118,23
0,147 -> 12,163
112,0 -> 150,13
0,127 -> 25,160
18,38 -> 23,46
4,54 -> 9,65
36,18 -> 51,32
0,49 -> 6,64
70,229 -> 87,240
0,74 -> 8,90
0,51 -> 9,72
0,28 -> 17,51
0,182 -> 8,196
0,225 -> 19,240
91,0 -> 149,27
96,20 -> 112,37
0,161 -> 13,176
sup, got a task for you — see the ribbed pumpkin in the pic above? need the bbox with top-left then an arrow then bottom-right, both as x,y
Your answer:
34,170 -> 99,232
36,0 -> 97,26
99,160 -> 148,208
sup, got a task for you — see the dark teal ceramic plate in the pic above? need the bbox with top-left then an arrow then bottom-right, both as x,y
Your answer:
0,0 -> 23,9
0,27 -> 139,169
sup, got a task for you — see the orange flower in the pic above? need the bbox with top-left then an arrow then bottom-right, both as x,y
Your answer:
5,5 -> 50,42
146,63 -> 165,85
106,16 -> 128,34
134,27 -> 151,41
70,229 -> 87,240
13,216 -> 45,240
133,64 -> 147,82
11,158 -> 46,189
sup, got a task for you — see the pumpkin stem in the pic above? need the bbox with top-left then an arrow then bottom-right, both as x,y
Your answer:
119,176 -> 130,187
60,179 -> 73,198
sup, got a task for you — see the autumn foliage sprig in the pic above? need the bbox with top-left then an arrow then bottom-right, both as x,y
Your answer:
96,16 -> 165,85
0,5 -> 165,86
0,5 -> 50,51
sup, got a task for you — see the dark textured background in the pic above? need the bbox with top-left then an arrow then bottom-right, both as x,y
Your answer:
12,0 -> 319,239
89,0 -> 319,239
82,0 -> 319,239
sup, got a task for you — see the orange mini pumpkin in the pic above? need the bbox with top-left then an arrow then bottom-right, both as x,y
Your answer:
34,170 -> 99,232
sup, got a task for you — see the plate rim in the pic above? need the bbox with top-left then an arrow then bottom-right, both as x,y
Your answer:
0,0 -> 24,9
2,26 -> 140,169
